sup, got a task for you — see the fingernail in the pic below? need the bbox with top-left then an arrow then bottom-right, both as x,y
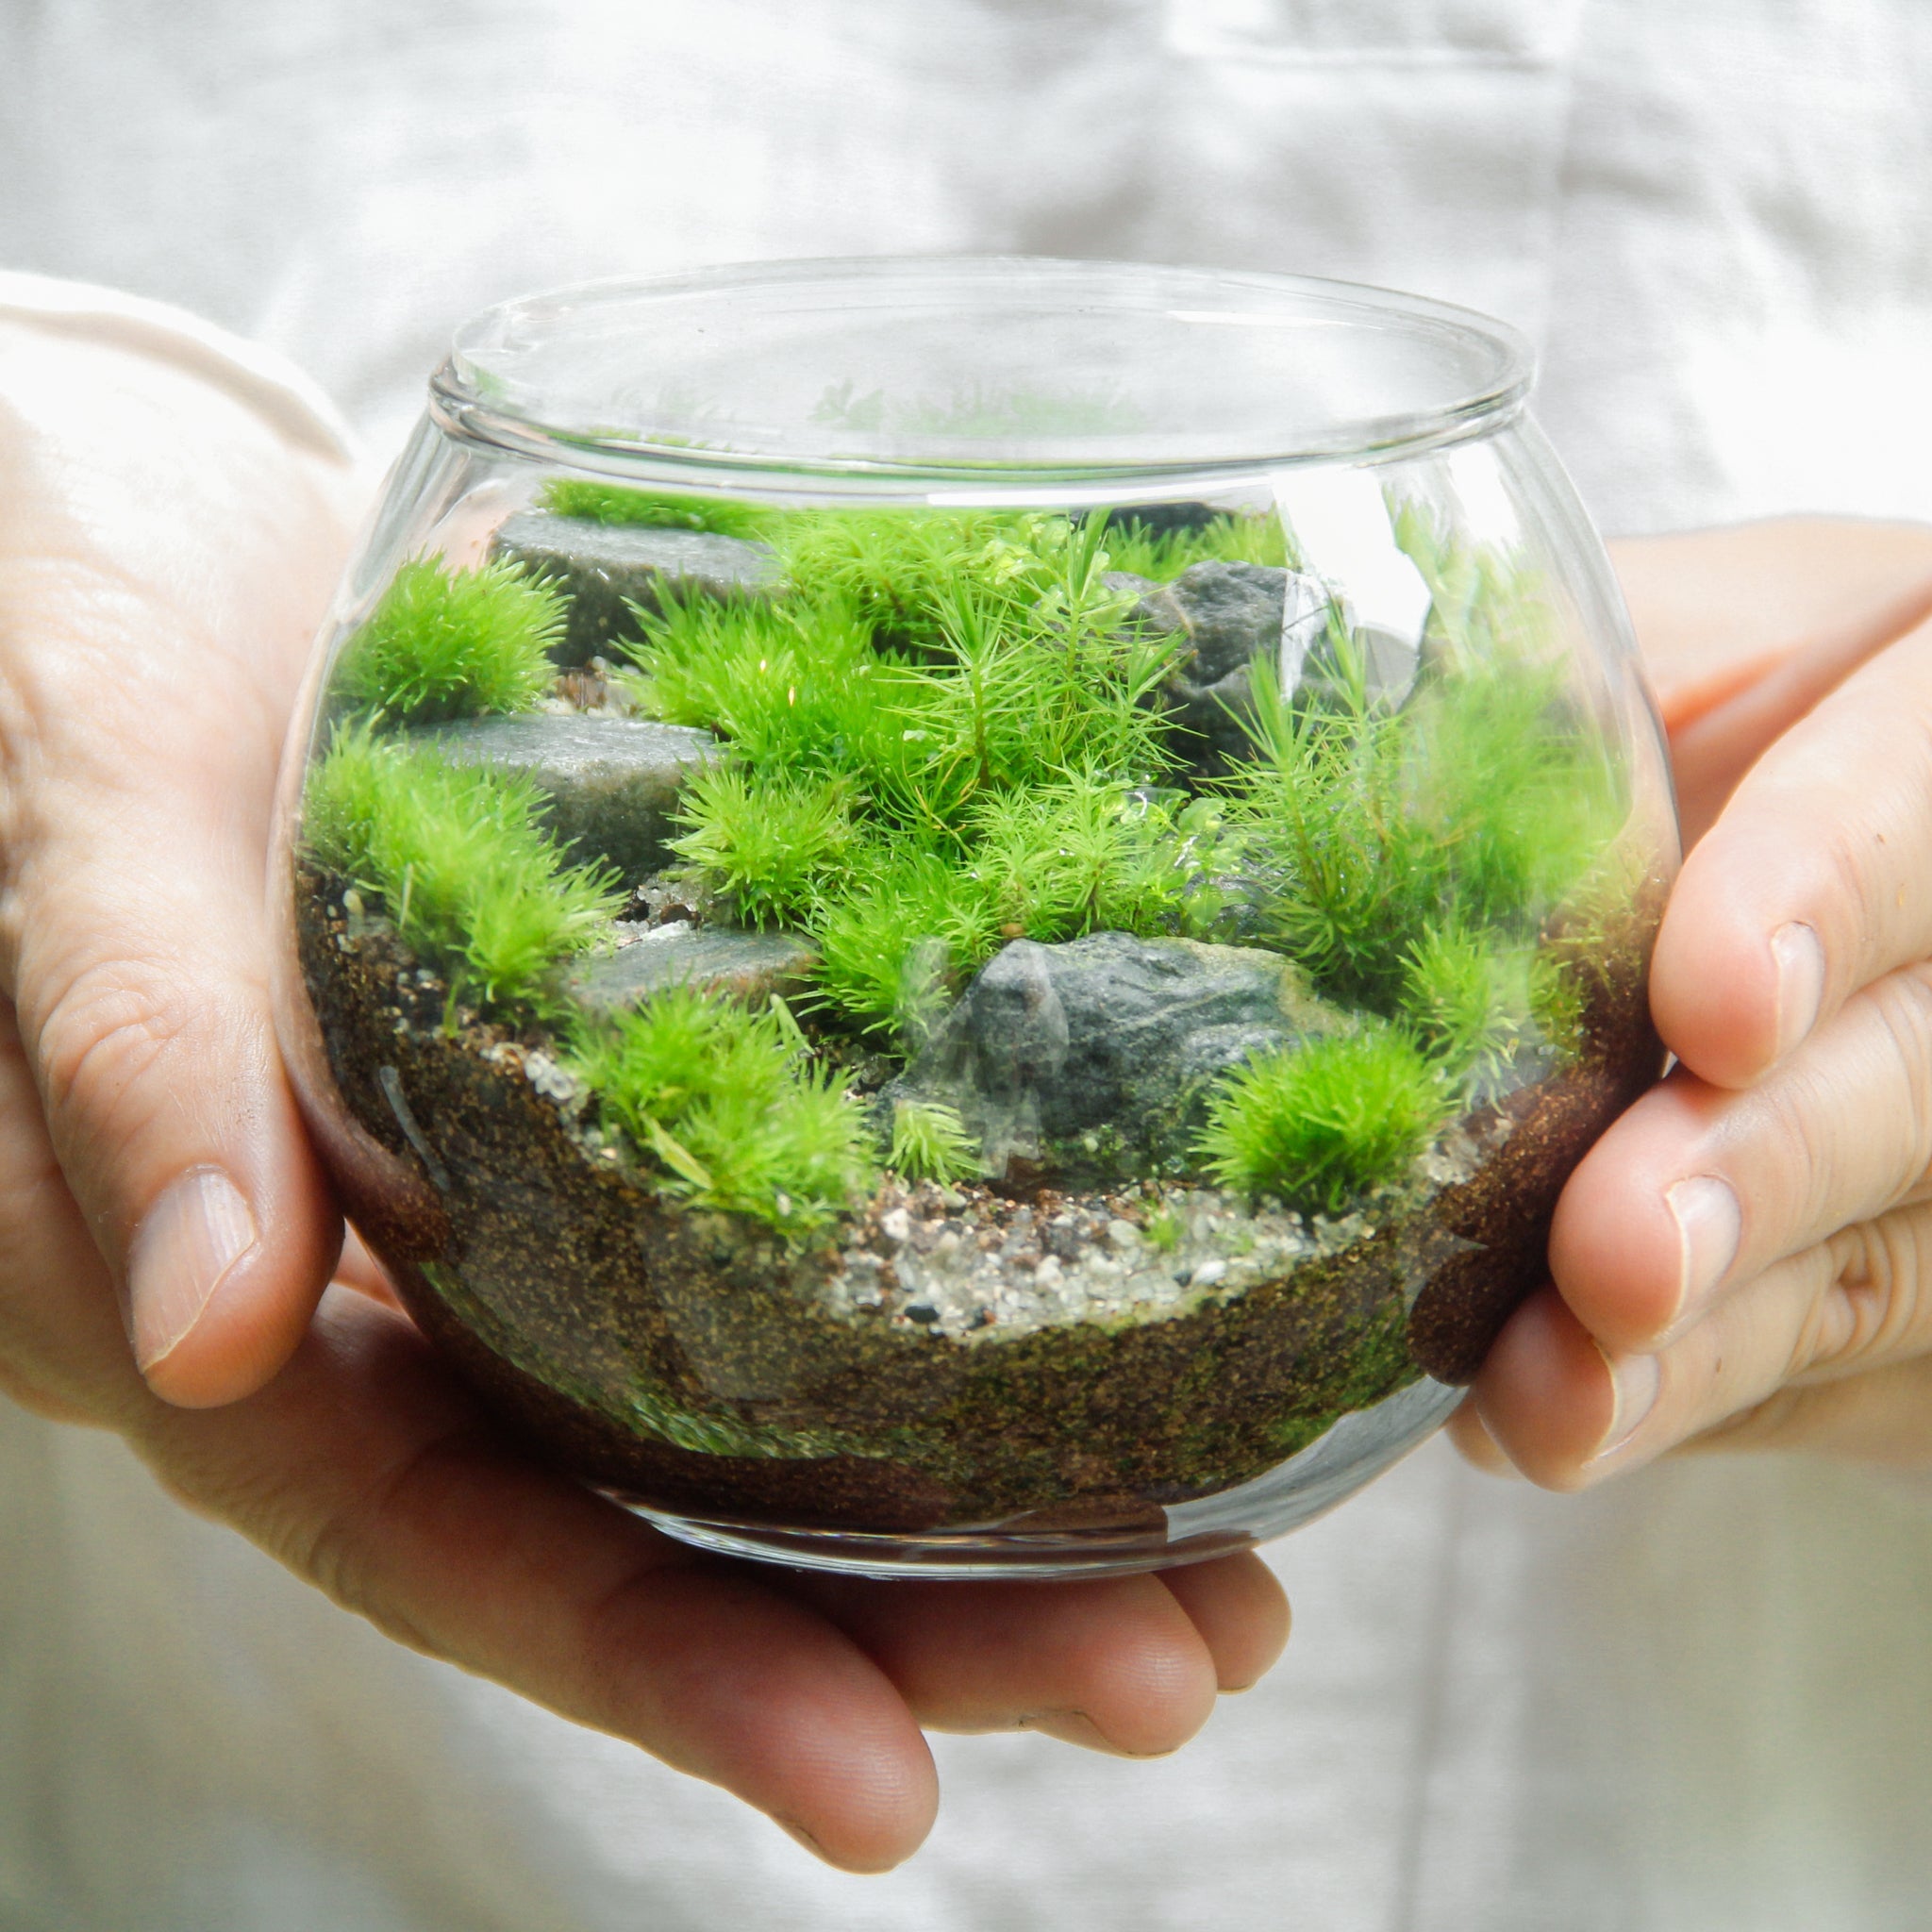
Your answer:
1663,1174 -> 1740,1335
125,1167 -> 258,1372
1591,1346 -> 1660,1464
1772,921 -> 1825,1060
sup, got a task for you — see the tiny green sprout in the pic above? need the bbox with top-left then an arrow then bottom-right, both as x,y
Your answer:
335,556 -> 560,724
1196,1028 -> 1448,1215
1527,949 -> 1590,1060
889,1098 -> 981,1184
538,477 -> 778,541
1141,1200 -> 1183,1253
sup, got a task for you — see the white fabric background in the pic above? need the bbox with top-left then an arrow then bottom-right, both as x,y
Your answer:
3,3 -> 1932,1926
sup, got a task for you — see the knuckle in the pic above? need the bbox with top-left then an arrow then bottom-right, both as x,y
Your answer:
30,953 -> 197,1132
1817,1212 -> 1932,1370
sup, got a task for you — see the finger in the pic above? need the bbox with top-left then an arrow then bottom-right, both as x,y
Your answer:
1647,612 -> 1932,1090
1675,1351 -> 1932,1465
140,1291 -> 939,1873
1442,1392 -> 1520,1477
1479,1201 -> 1932,1485
0,1003 -> 938,1874
1155,1553 -> 1292,1693
1551,965 -> 1932,1352
0,340 -> 354,1406
1611,518 -> 1932,844
797,1557 -> 1277,1755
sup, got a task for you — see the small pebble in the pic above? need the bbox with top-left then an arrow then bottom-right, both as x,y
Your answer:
1035,1255 -> 1063,1288
905,1303 -> 939,1324
880,1207 -> 913,1244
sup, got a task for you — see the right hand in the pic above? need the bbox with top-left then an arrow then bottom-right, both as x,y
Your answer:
0,315 -> 1289,1872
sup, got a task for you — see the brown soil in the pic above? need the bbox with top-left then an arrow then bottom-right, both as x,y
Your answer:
293,862 -> 1660,1532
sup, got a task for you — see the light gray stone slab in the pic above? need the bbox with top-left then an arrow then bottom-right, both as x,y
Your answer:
491,512 -> 782,666
423,713 -> 715,881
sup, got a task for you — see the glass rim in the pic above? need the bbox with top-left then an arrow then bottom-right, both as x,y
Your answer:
430,254 -> 1535,499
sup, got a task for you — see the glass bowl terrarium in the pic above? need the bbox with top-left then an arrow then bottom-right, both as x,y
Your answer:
272,258 -> 1674,1576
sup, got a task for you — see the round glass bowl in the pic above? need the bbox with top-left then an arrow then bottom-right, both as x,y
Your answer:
272,258 -> 1676,1577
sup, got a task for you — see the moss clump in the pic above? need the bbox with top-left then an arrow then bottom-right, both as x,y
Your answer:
305,725 -> 621,1012
1099,510 -> 1291,580
1399,925 -> 1530,1094
568,986 -> 875,1232
1218,649 -> 1619,1016
888,1098 -> 980,1184
335,557 -> 561,724
666,764 -> 858,931
538,477 -> 779,541
1197,1027 -> 1448,1214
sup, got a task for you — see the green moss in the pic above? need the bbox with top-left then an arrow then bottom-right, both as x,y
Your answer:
807,840 -> 1000,1041
538,477 -> 778,541
334,556 -> 560,725
304,724 -> 621,1012
667,764 -> 858,930
1222,645 -> 1621,1016
888,1098 -> 981,1184
622,591 -> 914,781
962,774 -> 1200,943
1399,925 -> 1529,1091
569,985 -> 875,1232
1196,1027 -> 1447,1214
1099,510 -> 1291,580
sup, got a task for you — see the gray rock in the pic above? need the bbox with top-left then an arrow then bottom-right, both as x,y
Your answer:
1115,561 -> 1427,769
570,922 -> 819,1015
895,931 -> 1349,1176
423,713 -> 715,880
491,511 -> 782,666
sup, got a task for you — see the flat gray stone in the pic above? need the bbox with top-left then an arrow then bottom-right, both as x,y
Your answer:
491,511 -> 782,666
423,713 -> 715,881
570,922 -> 820,1014
893,932 -> 1349,1176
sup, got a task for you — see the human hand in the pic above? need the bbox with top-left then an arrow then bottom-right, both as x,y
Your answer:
1452,516 -> 1932,1483
0,317 -> 1288,1871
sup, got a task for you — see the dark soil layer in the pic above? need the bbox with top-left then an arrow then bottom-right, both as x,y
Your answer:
297,864 -> 1660,1532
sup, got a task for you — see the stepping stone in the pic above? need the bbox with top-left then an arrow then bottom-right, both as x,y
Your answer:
491,511 -> 783,666
570,922 -> 820,1014
423,713 -> 715,880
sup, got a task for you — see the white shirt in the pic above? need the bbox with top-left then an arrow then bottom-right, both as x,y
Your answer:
4,5 -> 1932,1927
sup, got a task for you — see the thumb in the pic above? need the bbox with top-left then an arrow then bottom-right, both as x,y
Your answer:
12,807 -> 342,1407
0,320 -> 356,1405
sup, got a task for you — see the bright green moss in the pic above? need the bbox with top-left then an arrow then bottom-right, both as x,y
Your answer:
305,725 -> 621,1012
538,477 -> 778,541
888,1098 -> 981,1184
667,764 -> 858,930
1098,510 -> 1291,580
623,591 -> 917,783
1398,925 -> 1529,1091
766,508 -> 1067,644
569,986 -> 875,1232
334,557 -> 560,725
1222,649 -> 1621,1016
1196,1028 -> 1447,1214
807,841 -> 1000,1041
963,774 -> 1200,944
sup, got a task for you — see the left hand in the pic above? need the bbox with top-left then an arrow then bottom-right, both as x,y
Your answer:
1453,517 -> 1932,1483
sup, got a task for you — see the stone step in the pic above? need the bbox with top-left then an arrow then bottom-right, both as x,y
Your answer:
491,511 -> 782,667
421,712 -> 715,881
571,922 -> 820,1014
